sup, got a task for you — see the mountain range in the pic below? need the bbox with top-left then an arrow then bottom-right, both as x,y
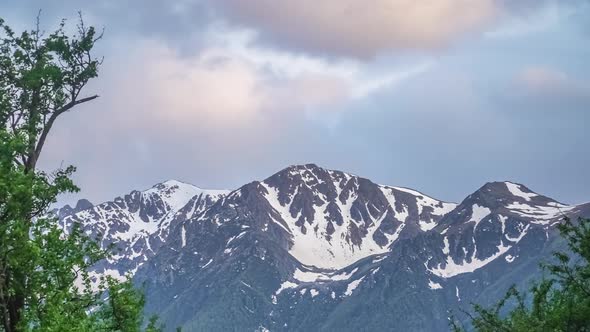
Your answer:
56,164 -> 590,331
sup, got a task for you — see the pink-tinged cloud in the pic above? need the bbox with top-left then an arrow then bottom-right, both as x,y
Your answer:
99,38 -> 431,128
516,66 -> 590,101
211,0 -> 500,58
518,66 -> 568,89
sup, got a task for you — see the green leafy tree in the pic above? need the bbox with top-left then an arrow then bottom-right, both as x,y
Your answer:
0,14 -> 161,331
453,217 -> 590,331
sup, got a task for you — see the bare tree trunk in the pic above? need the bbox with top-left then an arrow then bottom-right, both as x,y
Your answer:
0,273 -> 12,332
0,268 -> 16,332
7,295 -> 21,332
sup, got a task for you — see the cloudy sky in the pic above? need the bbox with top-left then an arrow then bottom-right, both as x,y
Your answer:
2,0 -> 589,205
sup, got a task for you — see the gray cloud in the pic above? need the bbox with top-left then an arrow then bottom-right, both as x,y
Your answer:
42,48 -> 590,206
1,0 -> 589,207
514,66 -> 590,104
4,0 -> 583,58
206,0 -> 586,59
209,0 -> 499,58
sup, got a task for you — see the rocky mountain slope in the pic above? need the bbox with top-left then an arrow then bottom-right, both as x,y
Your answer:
58,180 -> 228,286
57,164 -> 589,331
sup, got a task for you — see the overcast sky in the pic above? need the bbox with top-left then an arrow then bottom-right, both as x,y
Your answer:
2,0 -> 589,205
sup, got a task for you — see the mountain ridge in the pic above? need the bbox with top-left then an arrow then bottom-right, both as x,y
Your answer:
55,164 -> 589,331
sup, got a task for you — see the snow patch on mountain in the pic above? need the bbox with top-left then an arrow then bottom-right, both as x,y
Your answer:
276,281 -> 298,295
429,280 -> 443,290
261,182 -> 396,269
293,267 -> 358,283
469,204 -> 491,229
144,180 -> 206,211
442,237 -> 450,255
60,180 -> 229,288
506,201 -> 573,224
344,276 -> 365,296
58,165 -> 586,317
504,182 -> 538,202
260,166 -> 455,269
392,186 -> 457,230
429,242 -> 511,278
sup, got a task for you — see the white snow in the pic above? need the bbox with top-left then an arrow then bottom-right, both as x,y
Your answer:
329,268 -> 359,281
293,267 -> 358,283
202,258 -> 213,268
456,286 -> 461,301
372,255 -> 387,264
389,186 -> 457,231
79,269 -> 126,292
260,178 -> 453,270
293,268 -> 324,282
498,215 -> 507,234
506,202 -> 573,224
428,212 -> 534,279
98,268 -> 125,280
226,231 -> 248,247
469,204 -> 491,229
275,281 -> 298,295
505,182 -> 538,202
429,242 -> 511,278
114,211 -> 162,241
344,276 -> 365,296
383,223 -> 405,244
240,281 -> 253,289
144,180 -> 228,212
505,224 -> 530,242
429,280 -> 443,290
505,254 -> 515,263
262,183 -> 400,269
64,179 -> 229,285
442,237 -> 450,255
310,289 -> 319,297
418,220 -> 437,232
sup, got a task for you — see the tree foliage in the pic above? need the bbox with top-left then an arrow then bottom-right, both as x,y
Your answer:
453,217 -> 590,332
0,13 -> 160,331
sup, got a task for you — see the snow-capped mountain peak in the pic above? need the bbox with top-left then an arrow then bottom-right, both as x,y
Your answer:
143,179 -> 228,212
59,179 -> 229,283
443,181 -> 571,228
428,181 -> 576,279
54,165 -> 590,331
257,164 -> 455,269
